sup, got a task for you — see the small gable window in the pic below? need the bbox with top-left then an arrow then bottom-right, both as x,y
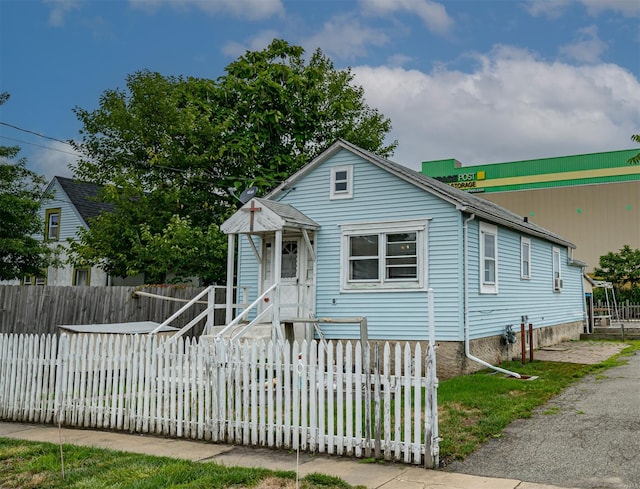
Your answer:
45,208 -> 61,241
340,219 -> 428,291
479,222 -> 498,294
521,237 -> 531,279
330,165 -> 353,200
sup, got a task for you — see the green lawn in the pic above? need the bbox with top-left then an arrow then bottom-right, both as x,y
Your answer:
437,340 -> 640,465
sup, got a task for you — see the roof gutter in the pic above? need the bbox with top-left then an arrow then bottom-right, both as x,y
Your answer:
463,213 -> 521,379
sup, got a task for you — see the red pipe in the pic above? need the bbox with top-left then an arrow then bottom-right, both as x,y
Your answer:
521,323 -> 526,364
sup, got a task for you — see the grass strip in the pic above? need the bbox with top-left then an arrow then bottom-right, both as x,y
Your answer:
0,438 -> 365,489
437,340 -> 640,465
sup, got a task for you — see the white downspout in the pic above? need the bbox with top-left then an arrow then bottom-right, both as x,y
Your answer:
463,213 -> 521,378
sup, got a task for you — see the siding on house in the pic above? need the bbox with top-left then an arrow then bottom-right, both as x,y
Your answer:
33,178 -> 111,287
233,141 -> 586,343
43,179 -> 87,243
465,220 -> 585,340
237,148 -> 464,341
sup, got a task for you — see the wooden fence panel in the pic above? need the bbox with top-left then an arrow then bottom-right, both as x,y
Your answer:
0,333 -> 439,466
0,285 -> 228,335
594,300 -> 640,321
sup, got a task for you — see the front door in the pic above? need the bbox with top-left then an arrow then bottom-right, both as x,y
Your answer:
263,237 -> 303,319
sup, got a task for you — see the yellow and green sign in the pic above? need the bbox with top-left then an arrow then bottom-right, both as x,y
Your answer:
423,149 -> 639,193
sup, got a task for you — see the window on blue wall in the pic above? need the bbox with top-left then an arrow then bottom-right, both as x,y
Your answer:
479,222 -> 498,294
521,237 -> 531,279
552,247 -> 563,291
330,165 -> 353,200
340,219 -> 428,291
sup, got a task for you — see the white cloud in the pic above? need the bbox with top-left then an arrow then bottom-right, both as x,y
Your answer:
361,0 -> 453,35
580,0 -> 640,17
527,0 -> 639,18
129,0 -> 284,21
222,31 -> 282,58
525,0 -> 572,19
45,0 -> 81,27
31,141 -> 79,181
352,46 -> 640,169
560,25 -> 608,63
303,14 -> 389,61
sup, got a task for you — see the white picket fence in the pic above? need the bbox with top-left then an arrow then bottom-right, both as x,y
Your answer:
0,333 -> 439,467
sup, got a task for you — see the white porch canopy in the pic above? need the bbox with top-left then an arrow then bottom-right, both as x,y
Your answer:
220,198 -> 320,340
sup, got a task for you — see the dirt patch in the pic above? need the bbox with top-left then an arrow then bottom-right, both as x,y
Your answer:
533,341 -> 627,364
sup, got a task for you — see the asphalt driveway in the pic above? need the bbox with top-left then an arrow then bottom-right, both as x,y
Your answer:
444,346 -> 640,489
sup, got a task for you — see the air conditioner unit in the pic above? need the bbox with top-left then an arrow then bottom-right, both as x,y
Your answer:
554,278 -> 563,290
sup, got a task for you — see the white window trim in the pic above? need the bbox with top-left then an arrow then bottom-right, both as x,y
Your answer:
340,219 -> 429,292
479,222 -> 498,294
521,237 -> 531,280
330,165 -> 353,200
552,247 -> 563,292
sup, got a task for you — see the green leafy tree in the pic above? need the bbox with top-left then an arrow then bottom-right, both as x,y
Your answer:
629,134 -> 640,165
216,39 -> 397,189
70,39 -> 396,284
0,93 -> 51,280
593,245 -> 640,302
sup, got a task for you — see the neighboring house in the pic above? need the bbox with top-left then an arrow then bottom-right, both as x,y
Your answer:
220,140 -> 587,378
34,176 -> 110,286
13,176 -> 143,287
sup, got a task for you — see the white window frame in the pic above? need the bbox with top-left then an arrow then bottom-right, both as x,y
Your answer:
521,237 -> 531,280
479,222 -> 498,294
340,219 -> 429,292
330,165 -> 353,200
552,247 -> 563,291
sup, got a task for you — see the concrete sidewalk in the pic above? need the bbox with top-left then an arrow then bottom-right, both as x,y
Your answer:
0,421 -> 576,489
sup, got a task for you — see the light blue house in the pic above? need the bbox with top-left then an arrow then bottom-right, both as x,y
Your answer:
220,140 -> 587,377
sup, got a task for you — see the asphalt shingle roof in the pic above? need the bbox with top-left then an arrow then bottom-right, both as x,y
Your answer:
270,139 -> 576,249
54,177 -> 113,225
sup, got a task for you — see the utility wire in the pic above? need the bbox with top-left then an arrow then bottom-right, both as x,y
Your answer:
0,121 -> 72,146
0,135 -> 82,157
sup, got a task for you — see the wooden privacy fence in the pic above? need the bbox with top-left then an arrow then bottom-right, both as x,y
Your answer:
0,333 -> 439,467
0,286 -> 227,335
594,300 -> 640,321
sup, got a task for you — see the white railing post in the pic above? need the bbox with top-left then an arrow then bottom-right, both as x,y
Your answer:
226,234 -> 235,325
273,230 -> 282,345
206,286 -> 216,335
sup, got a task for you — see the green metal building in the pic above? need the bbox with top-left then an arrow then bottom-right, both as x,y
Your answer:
422,149 -> 640,272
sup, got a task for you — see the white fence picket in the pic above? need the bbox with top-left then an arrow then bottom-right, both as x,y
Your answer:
0,332 -> 438,466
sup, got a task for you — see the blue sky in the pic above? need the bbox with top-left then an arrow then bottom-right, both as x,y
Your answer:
1,0 -> 639,180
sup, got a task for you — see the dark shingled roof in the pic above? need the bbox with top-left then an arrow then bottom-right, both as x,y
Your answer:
269,139 -> 576,249
54,176 -> 113,225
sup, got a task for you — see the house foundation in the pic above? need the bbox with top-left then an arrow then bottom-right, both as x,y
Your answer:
338,320 -> 584,379
432,320 -> 584,379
